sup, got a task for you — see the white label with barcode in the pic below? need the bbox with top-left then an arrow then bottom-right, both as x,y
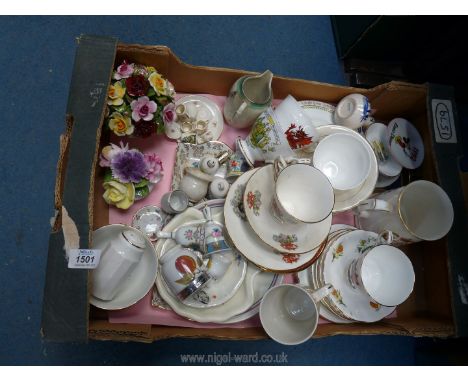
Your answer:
68,249 -> 101,269
432,99 -> 457,143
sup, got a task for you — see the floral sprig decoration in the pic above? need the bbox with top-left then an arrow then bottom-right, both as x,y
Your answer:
99,142 -> 163,209
106,60 -> 176,138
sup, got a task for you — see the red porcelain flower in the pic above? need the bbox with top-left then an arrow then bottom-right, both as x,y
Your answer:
126,74 -> 150,97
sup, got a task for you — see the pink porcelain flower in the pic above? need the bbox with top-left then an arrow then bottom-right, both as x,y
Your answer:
163,103 -> 176,125
113,60 -> 134,80
144,153 -> 164,183
131,96 -> 157,122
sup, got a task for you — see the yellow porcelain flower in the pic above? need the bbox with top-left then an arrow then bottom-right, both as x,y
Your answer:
103,180 -> 135,209
146,66 -> 157,74
108,112 -> 134,136
107,81 -> 126,106
148,72 -> 168,96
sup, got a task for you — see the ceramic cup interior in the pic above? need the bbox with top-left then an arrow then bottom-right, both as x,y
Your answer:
259,285 -> 319,345
399,180 -> 454,241
361,245 -> 415,306
313,132 -> 371,191
276,164 -> 334,223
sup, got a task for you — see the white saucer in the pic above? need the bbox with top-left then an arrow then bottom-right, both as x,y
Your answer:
243,165 -> 331,254
90,224 -> 158,310
299,100 -> 335,127
225,169 -> 328,272
315,125 -> 378,212
375,173 -> 400,188
365,122 -> 402,177
387,118 -> 424,170
173,95 -> 224,144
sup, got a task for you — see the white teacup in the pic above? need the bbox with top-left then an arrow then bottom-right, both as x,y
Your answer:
259,284 -> 332,345
273,156 -> 334,223
313,132 -> 371,191
348,244 -> 415,306
333,93 -> 372,129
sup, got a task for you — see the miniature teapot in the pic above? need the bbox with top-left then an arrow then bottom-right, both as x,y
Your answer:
179,167 -> 214,202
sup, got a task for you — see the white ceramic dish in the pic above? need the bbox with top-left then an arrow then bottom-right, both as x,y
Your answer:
321,229 -> 396,322
243,165 -> 332,254
173,95 -> 224,144
313,132 -> 371,191
225,169 -> 328,272
315,125 -> 378,212
159,239 -> 247,309
375,173 -> 400,188
171,141 -> 233,192
155,206 -> 280,323
387,118 -> 424,170
90,224 -> 158,310
365,122 -> 402,177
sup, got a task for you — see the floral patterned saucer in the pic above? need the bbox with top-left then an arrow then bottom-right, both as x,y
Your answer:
171,141 -> 233,192
225,169 -> 328,272
243,165 -> 332,254
320,229 -> 396,322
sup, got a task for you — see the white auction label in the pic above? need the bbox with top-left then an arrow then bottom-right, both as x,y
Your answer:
432,99 -> 457,143
67,249 -> 101,269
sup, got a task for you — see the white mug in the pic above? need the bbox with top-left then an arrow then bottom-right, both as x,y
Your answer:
272,156 -> 334,224
348,244 -> 415,306
91,229 -> 146,301
355,180 -> 454,244
259,284 -> 333,345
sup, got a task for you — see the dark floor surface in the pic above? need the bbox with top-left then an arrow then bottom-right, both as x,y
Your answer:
0,15 -> 462,365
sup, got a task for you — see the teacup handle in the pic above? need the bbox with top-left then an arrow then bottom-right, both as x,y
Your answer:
356,198 -> 392,213
308,283 -> 333,303
273,156 -> 288,181
377,230 -> 394,245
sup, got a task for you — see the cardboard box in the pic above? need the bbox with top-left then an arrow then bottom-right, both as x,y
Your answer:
41,35 -> 468,343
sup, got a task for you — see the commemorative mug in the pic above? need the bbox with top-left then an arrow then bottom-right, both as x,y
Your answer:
355,180 -> 454,244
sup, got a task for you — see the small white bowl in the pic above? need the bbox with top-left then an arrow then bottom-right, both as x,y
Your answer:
333,93 -> 371,129
313,132 -> 371,191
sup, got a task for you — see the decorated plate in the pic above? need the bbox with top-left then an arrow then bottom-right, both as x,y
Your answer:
365,122 -> 402,177
387,118 -> 424,170
172,95 -> 224,144
225,169 -> 327,272
243,165 -> 332,254
299,100 -> 335,127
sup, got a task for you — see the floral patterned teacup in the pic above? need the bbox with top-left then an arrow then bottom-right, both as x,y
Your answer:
271,156 -> 335,224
